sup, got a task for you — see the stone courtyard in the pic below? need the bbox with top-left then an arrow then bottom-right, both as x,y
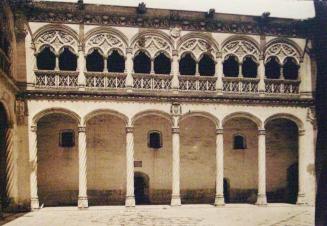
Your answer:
2,204 -> 314,226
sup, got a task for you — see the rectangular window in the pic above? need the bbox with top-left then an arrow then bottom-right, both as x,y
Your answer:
59,130 -> 75,148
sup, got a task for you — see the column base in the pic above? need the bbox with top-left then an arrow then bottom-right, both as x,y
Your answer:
125,196 -> 135,207
78,196 -> 88,209
31,197 -> 40,210
296,193 -> 307,205
171,195 -> 181,206
256,194 -> 267,206
214,195 -> 225,206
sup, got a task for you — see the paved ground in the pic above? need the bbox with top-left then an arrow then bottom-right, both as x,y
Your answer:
3,204 -> 314,226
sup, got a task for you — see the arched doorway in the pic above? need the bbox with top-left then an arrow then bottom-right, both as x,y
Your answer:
134,172 -> 149,204
265,118 -> 299,203
0,103 -> 9,211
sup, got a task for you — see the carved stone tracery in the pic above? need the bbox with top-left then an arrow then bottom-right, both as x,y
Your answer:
35,30 -> 78,55
179,38 -> 216,61
133,35 -> 172,58
265,42 -> 300,64
85,32 -> 126,57
222,39 -> 260,62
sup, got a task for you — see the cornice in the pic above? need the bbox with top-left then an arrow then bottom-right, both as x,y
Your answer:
18,90 -> 314,108
22,2 -> 309,38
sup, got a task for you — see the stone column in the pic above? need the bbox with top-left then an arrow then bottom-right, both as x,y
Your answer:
256,129 -> 267,205
125,126 -> 135,207
55,54 -> 60,71
195,61 -> 200,76
150,58 -> 155,74
171,127 -> 181,206
29,125 -> 39,210
78,126 -> 88,208
103,56 -> 108,72
125,48 -> 134,89
171,50 -> 179,90
238,63 -> 243,78
297,129 -> 307,205
215,129 -> 225,206
215,52 -> 223,95
258,55 -> 265,94
78,45 -> 86,88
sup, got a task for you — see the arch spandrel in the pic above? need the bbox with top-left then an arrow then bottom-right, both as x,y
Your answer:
33,25 -> 79,55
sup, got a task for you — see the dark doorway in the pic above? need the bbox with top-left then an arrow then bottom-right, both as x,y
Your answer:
223,178 -> 230,203
0,103 -> 9,211
287,163 -> 298,204
134,173 -> 149,204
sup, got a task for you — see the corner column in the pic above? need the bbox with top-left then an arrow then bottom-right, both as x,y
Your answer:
297,129 -> 307,205
256,129 -> 267,205
171,126 -> 181,206
29,125 -> 39,210
78,126 -> 88,208
215,128 -> 225,206
125,126 -> 135,207
125,47 -> 134,90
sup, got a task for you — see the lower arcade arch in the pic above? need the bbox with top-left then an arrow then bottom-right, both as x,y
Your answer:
180,116 -> 216,204
0,103 -> 10,210
133,114 -> 172,204
223,117 -> 258,203
86,113 -> 126,205
265,118 -> 299,204
37,113 -> 79,206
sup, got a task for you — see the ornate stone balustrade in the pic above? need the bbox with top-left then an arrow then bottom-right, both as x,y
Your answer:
35,70 -> 78,88
223,77 -> 259,94
85,72 -> 126,89
265,79 -> 300,95
0,49 -> 10,76
133,73 -> 172,90
179,76 -> 217,92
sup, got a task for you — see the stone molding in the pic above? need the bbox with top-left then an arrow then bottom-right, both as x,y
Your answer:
258,129 -> 266,136
125,126 -> 134,133
78,126 -> 86,133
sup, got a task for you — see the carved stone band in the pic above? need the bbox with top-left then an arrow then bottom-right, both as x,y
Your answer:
172,127 -> 180,134
126,126 -> 134,133
298,129 -> 305,136
258,129 -> 266,136
216,129 -> 223,134
78,126 -> 86,133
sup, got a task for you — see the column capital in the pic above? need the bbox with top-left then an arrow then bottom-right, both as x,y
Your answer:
259,54 -> 264,61
258,129 -> 266,135
78,44 -> 85,52
78,126 -> 86,133
216,51 -> 222,59
126,126 -> 134,133
126,47 -> 133,54
216,128 -> 223,134
172,127 -> 180,134
31,125 -> 37,133
299,129 -> 305,136
172,49 -> 179,57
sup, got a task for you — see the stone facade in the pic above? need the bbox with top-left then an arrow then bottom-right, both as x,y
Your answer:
0,0 -> 317,213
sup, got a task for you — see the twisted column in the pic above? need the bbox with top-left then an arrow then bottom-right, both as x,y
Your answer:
5,125 -> 15,202
125,48 -> 134,89
297,129 -> 307,205
171,50 -> 179,90
215,129 -> 225,206
256,129 -> 267,205
125,126 -> 135,207
78,126 -> 88,208
29,125 -> 39,210
171,127 -> 181,206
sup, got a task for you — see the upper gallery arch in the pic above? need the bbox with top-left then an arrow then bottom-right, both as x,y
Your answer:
221,35 -> 260,62
84,27 -> 128,57
130,30 -> 174,59
264,38 -> 303,64
177,32 -> 219,61
33,24 -> 79,55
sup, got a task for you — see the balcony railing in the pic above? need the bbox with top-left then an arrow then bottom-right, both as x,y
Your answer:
35,70 -> 78,88
85,72 -> 126,89
265,79 -> 300,95
133,73 -> 172,90
179,75 -> 217,92
223,77 -> 259,94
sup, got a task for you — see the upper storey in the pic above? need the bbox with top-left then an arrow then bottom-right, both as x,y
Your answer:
23,1 -> 314,104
